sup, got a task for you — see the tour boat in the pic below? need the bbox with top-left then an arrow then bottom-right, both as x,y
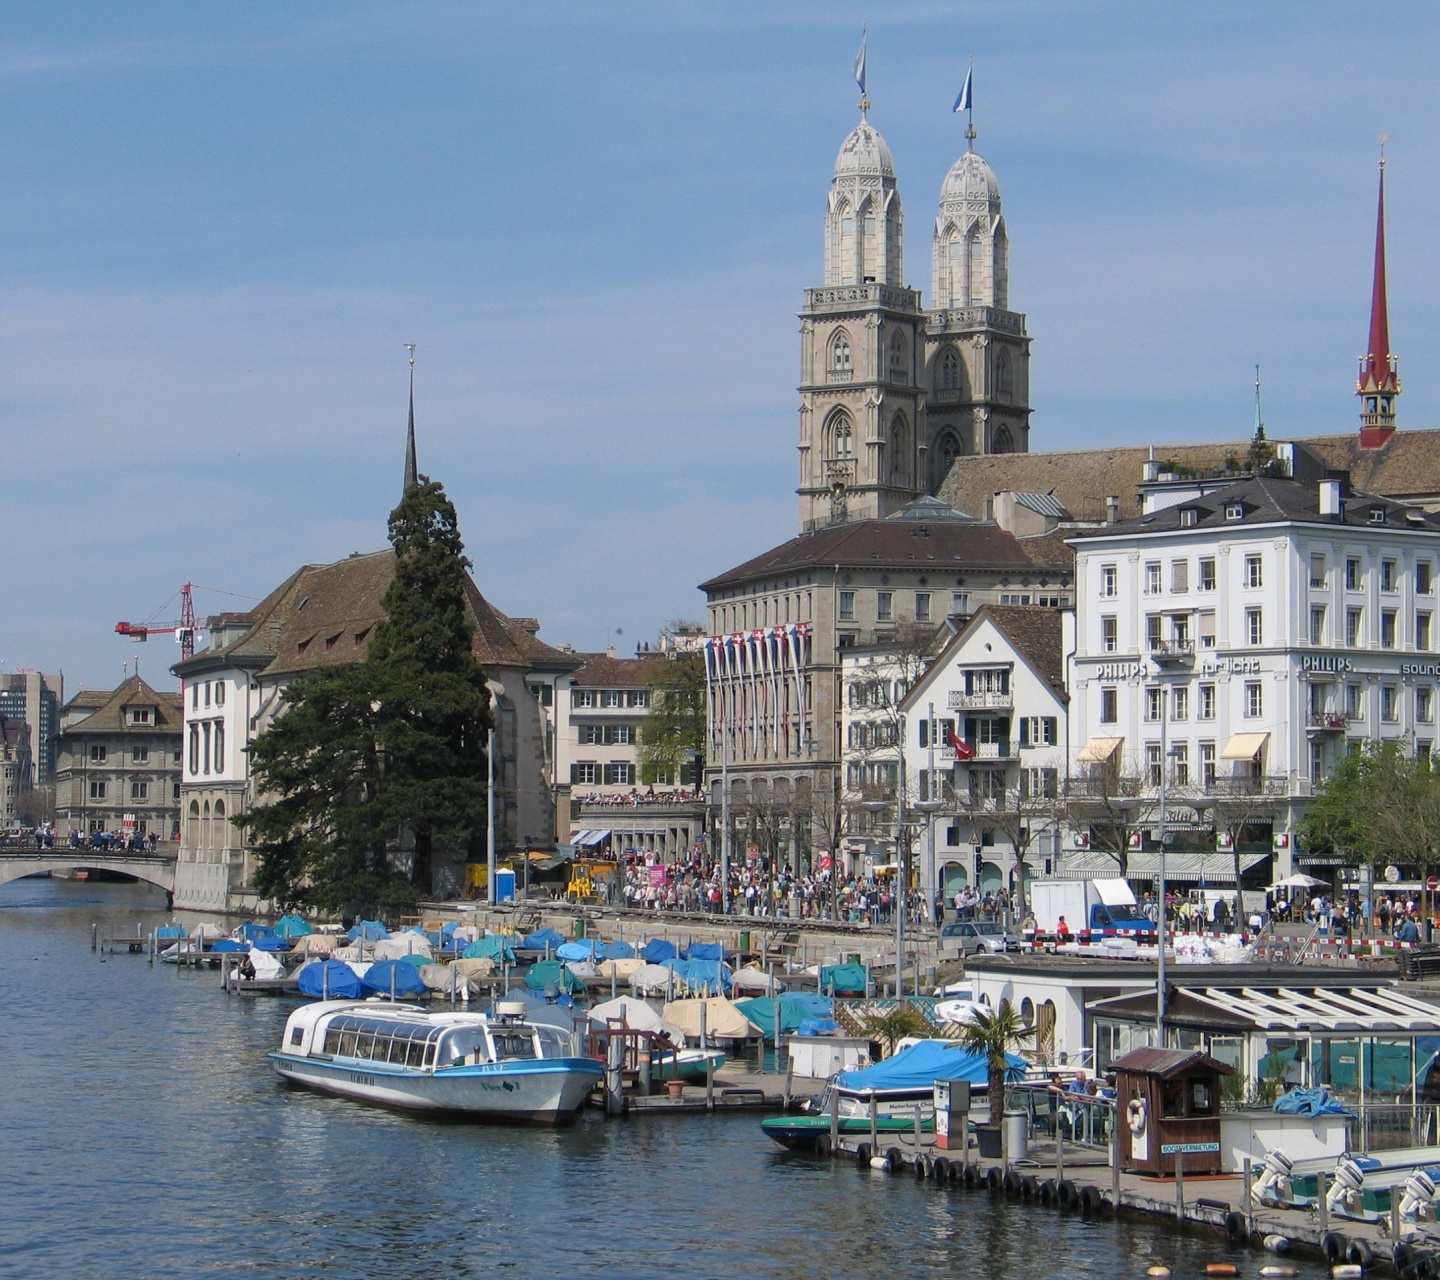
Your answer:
269,999 -> 604,1123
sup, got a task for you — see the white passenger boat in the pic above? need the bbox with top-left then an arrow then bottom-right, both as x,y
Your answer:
269,999 -> 603,1123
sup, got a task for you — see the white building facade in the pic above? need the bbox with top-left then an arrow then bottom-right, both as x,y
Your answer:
1068,475 -> 1440,883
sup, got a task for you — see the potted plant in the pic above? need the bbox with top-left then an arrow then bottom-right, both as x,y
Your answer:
958,1004 -> 1033,1159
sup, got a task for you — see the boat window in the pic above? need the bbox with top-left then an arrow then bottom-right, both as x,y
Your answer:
490,1031 -> 538,1061
355,1033 -> 376,1059
290,1026 -> 305,1047
422,1042 -> 437,1069
534,1026 -> 570,1057
439,1027 -> 487,1066
406,1040 -> 426,1068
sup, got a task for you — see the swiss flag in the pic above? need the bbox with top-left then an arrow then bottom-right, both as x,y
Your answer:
947,726 -> 975,760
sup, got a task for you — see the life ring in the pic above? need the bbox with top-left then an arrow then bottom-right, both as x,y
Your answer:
1127,1096 -> 1148,1135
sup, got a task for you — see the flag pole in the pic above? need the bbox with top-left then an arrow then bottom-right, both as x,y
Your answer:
966,55 -> 976,149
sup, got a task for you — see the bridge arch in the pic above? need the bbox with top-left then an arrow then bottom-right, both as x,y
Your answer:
0,855 -> 176,895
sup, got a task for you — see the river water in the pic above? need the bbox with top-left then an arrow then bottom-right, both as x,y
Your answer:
0,878 -> 1332,1279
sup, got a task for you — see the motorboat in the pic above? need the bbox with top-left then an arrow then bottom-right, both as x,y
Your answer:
269,998 -> 603,1123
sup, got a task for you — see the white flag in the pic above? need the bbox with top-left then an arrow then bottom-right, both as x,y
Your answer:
854,28 -> 867,95
953,65 -> 972,113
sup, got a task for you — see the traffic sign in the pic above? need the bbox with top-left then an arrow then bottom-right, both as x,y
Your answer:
1427,876 -> 1438,892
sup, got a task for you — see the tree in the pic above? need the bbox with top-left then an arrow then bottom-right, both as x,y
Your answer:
1062,760 -> 1152,879
14,784 -> 55,828
242,477 -> 493,915
976,770 -> 1059,914
1197,776 -> 1283,927
958,1004 -> 1033,1130
638,652 -> 705,785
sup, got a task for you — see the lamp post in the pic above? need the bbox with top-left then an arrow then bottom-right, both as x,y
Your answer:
914,798 -> 945,927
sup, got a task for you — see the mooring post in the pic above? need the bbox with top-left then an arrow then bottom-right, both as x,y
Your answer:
1056,1121 -> 1064,1182
830,1088 -> 840,1153
1110,1116 -> 1121,1205
1175,1159 -> 1184,1223
785,1058 -> 794,1110
1317,1171 -> 1329,1235
91,923 -> 98,952
869,1094 -> 879,1153
605,1033 -> 625,1117
1243,1158 -> 1253,1237
701,1002 -> 714,1112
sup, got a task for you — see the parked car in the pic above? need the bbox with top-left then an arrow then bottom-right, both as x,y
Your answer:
939,920 -> 1021,957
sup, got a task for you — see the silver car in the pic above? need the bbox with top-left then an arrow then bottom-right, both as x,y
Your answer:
940,920 -> 1021,957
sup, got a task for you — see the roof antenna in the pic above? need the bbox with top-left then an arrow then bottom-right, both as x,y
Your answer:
403,343 -> 417,495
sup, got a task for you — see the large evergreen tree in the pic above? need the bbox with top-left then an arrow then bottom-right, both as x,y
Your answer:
242,477 -> 492,915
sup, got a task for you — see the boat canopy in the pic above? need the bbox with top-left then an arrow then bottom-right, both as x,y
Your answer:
661,957 -> 730,994
641,938 -> 678,964
273,914 -> 313,938
836,1041 -> 1025,1094
155,924 -> 186,939
521,928 -> 566,951
347,920 -> 390,942
463,935 -> 517,965
525,959 -> 585,994
296,959 -> 363,999
819,962 -> 868,995
682,942 -> 724,962
556,940 -> 602,962
733,994 -> 833,1040
360,959 -> 429,998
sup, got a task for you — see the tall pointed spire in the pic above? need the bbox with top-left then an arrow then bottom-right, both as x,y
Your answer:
1358,141 -> 1400,448
403,343 -> 418,492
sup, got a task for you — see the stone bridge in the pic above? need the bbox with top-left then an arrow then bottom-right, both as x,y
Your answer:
0,847 -> 177,896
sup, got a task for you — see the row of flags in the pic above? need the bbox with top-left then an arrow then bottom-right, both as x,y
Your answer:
854,27 -> 973,115
702,626 -> 811,758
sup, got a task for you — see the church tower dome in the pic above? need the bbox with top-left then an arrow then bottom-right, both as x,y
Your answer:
931,147 -> 1007,310
824,112 -> 903,288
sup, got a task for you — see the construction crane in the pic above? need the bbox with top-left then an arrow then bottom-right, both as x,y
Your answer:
115,583 -> 202,660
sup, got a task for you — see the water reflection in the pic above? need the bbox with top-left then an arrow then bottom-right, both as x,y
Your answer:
0,879 -> 1331,1279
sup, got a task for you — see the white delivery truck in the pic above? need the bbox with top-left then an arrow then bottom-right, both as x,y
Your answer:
1028,877 -> 1156,945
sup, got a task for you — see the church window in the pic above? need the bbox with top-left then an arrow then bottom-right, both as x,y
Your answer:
890,413 -> 908,481
889,331 -> 907,383
992,425 -> 1014,454
995,349 -> 1013,403
940,348 -> 960,391
827,414 -> 854,460
933,430 -> 961,491
830,331 -> 852,376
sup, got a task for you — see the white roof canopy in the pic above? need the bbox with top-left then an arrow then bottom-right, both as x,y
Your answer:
1091,984 -> 1440,1035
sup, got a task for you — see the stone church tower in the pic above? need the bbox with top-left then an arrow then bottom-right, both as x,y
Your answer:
797,105 -> 1031,531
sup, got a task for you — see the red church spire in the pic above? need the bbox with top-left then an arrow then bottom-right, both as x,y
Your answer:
1358,143 -> 1400,448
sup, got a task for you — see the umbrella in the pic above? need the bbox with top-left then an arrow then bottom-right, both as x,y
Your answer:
1271,873 -> 1329,890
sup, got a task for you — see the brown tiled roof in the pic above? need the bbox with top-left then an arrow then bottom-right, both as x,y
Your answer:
55,676 -> 184,738
971,604 -> 1067,697
63,690 -> 113,713
178,549 -> 576,681
701,514 -> 1045,591
940,428 -> 1440,525
571,653 -> 672,689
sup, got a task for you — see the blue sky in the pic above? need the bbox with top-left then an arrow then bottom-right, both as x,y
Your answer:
3,2 -> 1439,691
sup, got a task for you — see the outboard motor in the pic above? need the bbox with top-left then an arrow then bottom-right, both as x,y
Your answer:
1398,1169 -> 1439,1237
1251,1148 -> 1295,1206
1326,1157 -> 1367,1218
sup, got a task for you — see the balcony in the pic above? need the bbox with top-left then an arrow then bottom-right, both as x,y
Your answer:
1306,712 -> 1350,734
1148,639 -> 1196,668
944,739 -> 1013,763
947,690 -> 1013,711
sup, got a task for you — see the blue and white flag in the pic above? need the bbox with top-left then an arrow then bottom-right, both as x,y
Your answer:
953,65 -> 972,113
854,27 -> 867,95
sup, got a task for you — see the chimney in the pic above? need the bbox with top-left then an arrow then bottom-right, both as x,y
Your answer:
1319,479 -> 1342,517
1105,496 -> 1120,524
1142,460 -> 1161,483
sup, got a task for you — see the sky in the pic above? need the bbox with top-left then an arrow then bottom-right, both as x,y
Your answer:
3,2 -> 1440,693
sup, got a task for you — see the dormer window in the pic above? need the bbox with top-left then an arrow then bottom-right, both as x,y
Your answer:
1369,507 -> 1387,525
128,707 -> 152,726
1225,503 -> 1245,521
1179,507 -> 1199,527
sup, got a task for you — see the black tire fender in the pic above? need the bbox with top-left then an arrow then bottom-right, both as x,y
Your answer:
1347,1238 -> 1374,1269
1223,1210 -> 1246,1244
1321,1231 -> 1347,1264
1058,1179 -> 1080,1210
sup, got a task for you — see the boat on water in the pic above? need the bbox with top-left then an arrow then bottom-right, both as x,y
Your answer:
652,1047 -> 726,1083
269,998 -> 604,1123
762,1111 -> 937,1149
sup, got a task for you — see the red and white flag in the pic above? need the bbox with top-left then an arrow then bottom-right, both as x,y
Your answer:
947,726 -> 975,760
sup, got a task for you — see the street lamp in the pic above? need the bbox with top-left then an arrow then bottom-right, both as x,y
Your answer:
914,798 -> 945,928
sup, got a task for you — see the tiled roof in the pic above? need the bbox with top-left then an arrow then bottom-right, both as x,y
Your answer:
570,653 -> 673,689
63,690 -> 113,713
970,604 -> 1067,697
55,676 -> 184,738
1299,430 -> 1440,501
701,513 -> 1046,592
178,549 -> 577,681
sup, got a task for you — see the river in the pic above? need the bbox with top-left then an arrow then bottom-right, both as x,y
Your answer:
0,877 -> 1331,1279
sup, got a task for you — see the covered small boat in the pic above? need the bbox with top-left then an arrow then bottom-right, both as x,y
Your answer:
270,999 -> 603,1123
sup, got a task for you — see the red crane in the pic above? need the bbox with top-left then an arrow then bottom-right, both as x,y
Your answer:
115,584 -> 204,660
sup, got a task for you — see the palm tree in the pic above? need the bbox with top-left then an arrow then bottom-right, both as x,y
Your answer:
958,1004 -> 1033,1130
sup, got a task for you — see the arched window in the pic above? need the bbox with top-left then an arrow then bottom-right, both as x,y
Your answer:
992,425 -> 1015,455
214,799 -> 225,818
1020,997 -> 1035,1026
188,724 -> 199,775
188,800 -> 199,817
830,330 -> 852,375
890,412 -> 909,482
995,348 -> 1013,402
940,347 -> 961,392
934,430 -> 961,490
202,800 -> 210,817
213,722 -> 225,773
826,412 -> 855,461
889,330 -> 907,383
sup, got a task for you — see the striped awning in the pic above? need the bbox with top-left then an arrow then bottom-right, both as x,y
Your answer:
1221,732 -> 1270,761
1077,736 -> 1124,764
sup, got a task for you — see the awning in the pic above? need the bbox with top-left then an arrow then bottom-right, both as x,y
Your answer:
577,829 -> 611,848
1077,736 -> 1123,764
1059,850 -> 1269,882
1221,731 -> 1270,761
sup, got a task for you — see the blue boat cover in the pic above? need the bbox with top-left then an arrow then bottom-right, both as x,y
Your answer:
556,940 -> 601,962
521,928 -> 566,951
155,924 -> 187,939
836,1041 -> 1025,1093
525,959 -> 585,994
361,959 -> 429,998
347,920 -> 390,942
662,957 -> 730,993
641,938 -> 678,963
297,959 -> 363,999
603,939 -> 636,959
1273,1087 -> 1350,1117
462,936 -> 517,964
682,942 -> 724,961
734,994 -> 833,1039
273,914 -> 313,938
796,1018 -> 841,1037
236,921 -> 276,942
211,938 -> 243,952
250,935 -> 292,952
819,962 -> 868,994
440,922 -> 460,937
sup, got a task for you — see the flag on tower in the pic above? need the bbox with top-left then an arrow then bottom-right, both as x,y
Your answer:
953,65 -> 973,113
854,27 -> 867,95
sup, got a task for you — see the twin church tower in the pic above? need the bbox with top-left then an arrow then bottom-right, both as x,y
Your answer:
798,97 -> 1031,531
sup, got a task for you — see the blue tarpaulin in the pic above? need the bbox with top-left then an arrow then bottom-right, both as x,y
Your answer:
557,940 -> 602,962
273,914 -> 313,938
836,1041 -> 1025,1094
641,938 -> 678,964
525,959 -> 585,994
361,959 -> 429,998
250,934 -> 292,952
462,936 -> 517,965
796,1018 -> 841,1037
236,921 -> 276,942
683,942 -> 724,962
1273,1087 -> 1350,1117
296,959 -> 362,999
733,994 -> 834,1040
819,963 -> 868,995
347,920 -> 390,942
521,928 -> 566,952
211,938 -> 243,953
155,924 -> 186,939
603,939 -> 636,959
661,957 -> 730,993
